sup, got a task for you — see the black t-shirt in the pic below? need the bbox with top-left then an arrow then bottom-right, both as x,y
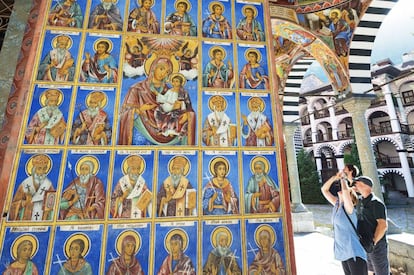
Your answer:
357,193 -> 387,243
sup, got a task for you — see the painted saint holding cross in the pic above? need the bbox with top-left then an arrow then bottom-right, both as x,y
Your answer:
9,154 -> 56,221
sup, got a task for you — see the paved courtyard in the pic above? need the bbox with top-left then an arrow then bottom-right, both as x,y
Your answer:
293,204 -> 414,275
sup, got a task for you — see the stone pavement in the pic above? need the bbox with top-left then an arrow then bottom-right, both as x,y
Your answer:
294,232 -> 343,275
293,204 -> 414,274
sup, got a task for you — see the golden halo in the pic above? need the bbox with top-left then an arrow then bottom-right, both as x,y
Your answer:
209,156 -> 230,177
25,154 -> 52,176
64,233 -> 91,258
39,89 -> 64,107
85,91 -> 108,109
93,38 -> 113,53
242,5 -> 258,18
138,0 -> 155,8
208,1 -> 225,14
247,96 -> 265,112
122,155 -> 145,175
175,0 -> 191,12
244,48 -> 262,63
144,55 -> 179,78
165,228 -> 189,253
250,156 -> 270,174
75,155 -> 100,176
11,234 -> 38,260
211,226 -> 232,248
254,224 -> 276,247
329,8 -> 341,18
168,155 -> 190,176
51,34 -> 73,50
169,73 -> 187,87
115,230 -> 141,256
208,46 -> 226,60
208,95 -> 227,112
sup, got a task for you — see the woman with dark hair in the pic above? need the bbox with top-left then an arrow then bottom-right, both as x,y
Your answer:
107,235 -> 144,275
321,172 -> 367,275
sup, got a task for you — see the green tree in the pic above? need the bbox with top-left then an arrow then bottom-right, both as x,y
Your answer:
296,149 -> 325,203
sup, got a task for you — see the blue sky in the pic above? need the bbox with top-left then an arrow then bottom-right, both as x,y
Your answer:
370,0 -> 414,65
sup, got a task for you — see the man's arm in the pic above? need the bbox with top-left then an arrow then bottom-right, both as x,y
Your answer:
373,218 -> 387,245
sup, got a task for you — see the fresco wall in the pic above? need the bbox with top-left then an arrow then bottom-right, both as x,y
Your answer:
0,0 -> 293,274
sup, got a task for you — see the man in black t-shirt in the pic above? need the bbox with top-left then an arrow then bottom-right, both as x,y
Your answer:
353,176 -> 389,275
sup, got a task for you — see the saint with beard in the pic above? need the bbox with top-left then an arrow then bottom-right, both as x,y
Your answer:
110,155 -> 152,218
245,157 -> 280,214
88,0 -> 123,31
25,89 -> 66,145
60,157 -> 106,220
241,97 -> 273,147
157,156 -> 196,217
203,228 -> 242,275
10,154 -> 56,221
202,95 -> 236,147
37,34 -> 76,81
71,91 -> 112,145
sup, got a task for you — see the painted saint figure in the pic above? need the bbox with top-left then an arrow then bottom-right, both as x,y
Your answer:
111,155 -> 152,218
202,46 -> 234,88
164,0 -> 197,36
154,73 -> 192,137
3,235 -> 39,275
119,56 -> 196,145
202,2 -> 232,39
157,156 -> 196,217
48,0 -> 83,28
203,227 -> 242,274
245,157 -> 280,213
10,154 -> 55,221
88,0 -> 123,31
71,91 -> 112,145
239,49 -> 269,90
202,157 -> 239,215
236,5 -> 265,41
25,89 -> 66,145
248,226 -> 286,274
58,236 -> 93,275
107,231 -> 144,275
37,34 -> 75,82
202,95 -> 236,147
59,156 -> 106,220
157,230 -> 196,275
80,38 -> 118,83
128,0 -> 160,34
241,97 -> 274,146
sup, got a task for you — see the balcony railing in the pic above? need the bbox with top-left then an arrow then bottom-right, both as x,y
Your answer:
337,130 -> 352,140
369,124 -> 393,136
313,110 -> 330,119
376,155 -> 414,168
369,99 -> 387,107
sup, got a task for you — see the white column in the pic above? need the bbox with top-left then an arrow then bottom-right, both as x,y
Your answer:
336,155 -> 345,170
343,95 -> 384,200
394,94 -> 408,124
284,123 -> 308,212
382,80 -> 401,132
308,105 -> 317,143
398,150 -> 414,197
329,98 -> 338,140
